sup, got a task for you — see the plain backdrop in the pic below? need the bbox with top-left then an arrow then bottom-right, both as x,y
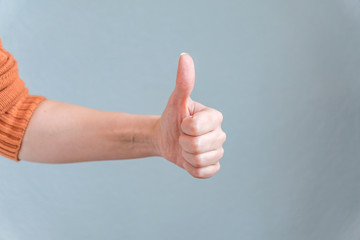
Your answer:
0,0 -> 360,239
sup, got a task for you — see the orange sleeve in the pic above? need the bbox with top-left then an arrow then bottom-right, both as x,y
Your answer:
0,38 -> 46,161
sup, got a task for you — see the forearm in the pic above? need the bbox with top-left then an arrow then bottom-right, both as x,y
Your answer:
18,99 -> 161,163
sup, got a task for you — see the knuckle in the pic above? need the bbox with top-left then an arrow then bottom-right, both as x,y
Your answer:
189,118 -> 200,135
219,148 -> 225,158
216,163 -> 221,173
193,154 -> 204,167
193,168 -> 205,178
221,132 -> 227,143
190,138 -> 201,153
218,111 -> 224,123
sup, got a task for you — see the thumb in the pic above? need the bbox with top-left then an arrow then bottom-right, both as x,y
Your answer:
172,53 -> 195,103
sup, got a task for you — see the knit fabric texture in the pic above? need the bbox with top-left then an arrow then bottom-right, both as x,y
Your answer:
0,38 -> 46,161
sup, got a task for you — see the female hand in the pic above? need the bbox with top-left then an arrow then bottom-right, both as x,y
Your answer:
154,53 -> 226,179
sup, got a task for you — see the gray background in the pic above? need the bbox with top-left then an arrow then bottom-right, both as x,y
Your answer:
0,0 -> 360,239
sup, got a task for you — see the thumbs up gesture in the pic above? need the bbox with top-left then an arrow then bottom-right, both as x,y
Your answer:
154,53 -> 226,178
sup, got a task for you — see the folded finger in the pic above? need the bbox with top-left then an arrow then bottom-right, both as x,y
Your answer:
181,107 -> 223,136
182,148 -> 224,168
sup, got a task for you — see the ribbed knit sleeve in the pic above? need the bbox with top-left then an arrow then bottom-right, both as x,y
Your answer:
0,38 -> 46,161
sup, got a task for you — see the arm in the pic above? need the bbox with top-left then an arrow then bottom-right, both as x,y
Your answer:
19,99 -> 161,163
18,53 -> 226,178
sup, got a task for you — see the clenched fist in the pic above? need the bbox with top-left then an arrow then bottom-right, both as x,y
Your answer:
154,53 -> 226,179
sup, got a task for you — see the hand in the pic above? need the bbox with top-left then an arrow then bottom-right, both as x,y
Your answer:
154,53 -> 226,179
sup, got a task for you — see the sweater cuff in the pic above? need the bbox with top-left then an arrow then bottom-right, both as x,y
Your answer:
0,93 -> 46,161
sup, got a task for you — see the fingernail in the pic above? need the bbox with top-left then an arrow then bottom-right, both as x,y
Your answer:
180,52 -> 188,56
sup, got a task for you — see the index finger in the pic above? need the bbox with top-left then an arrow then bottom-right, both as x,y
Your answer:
181,107 -> 223,136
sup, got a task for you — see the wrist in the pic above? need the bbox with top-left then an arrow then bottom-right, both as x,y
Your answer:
146,115 -> 162,157
151,116 -> 163,157
111,113 -> 162,159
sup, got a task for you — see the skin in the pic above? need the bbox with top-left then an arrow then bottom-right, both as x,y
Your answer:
19,53 -> 226,179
